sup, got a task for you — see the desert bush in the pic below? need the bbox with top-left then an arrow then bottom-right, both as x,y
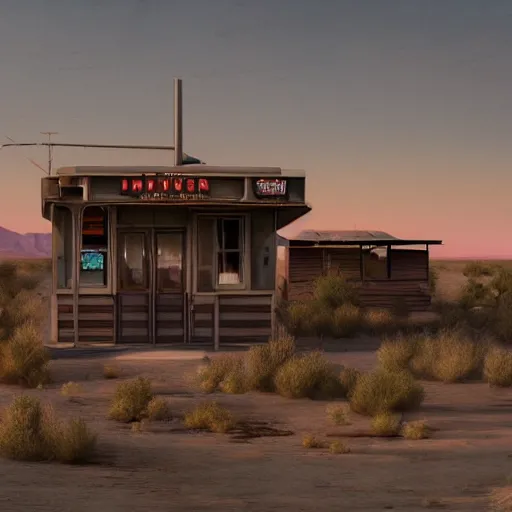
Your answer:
196,354 -> 241,393
60,381 -> 83,397
0,395 -> 96,464
370,413 -> 401,436
484,347 -> 512,387
401,420 -> 431,440
0,323 -> 50,387
459,278 -> 493,309
339,366 -> 362,397
326,404 -> 351,426
313,274 -> 360,309
329,440 -> 350,454
377,334 -> 416,372
364,309 -> 399,335
274,351 -> 343,400
183,401 -> 234,433
219,361 -> 248,394
146,397 -> 172,421
245,335 -> 295,392
302,433 -> 325,449
108,377 -> 153,422
429,267 -> 439,296
462,260 -> 494,278
330,304 -> 363,338
285,301 -> 315,336
349,369 -> 424,416
0,289 -> 46,340
103,365 -> 120,379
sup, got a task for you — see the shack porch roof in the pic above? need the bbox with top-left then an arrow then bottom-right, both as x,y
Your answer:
278,230 -> 442,247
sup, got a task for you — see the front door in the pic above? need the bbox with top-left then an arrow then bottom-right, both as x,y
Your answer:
117,230 -> 186,344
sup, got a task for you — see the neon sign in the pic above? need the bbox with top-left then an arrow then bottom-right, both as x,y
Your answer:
120,176 -> 210,199
254,178 -> 287,198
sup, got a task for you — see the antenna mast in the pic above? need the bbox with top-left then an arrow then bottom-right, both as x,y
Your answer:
40,131 -> 58,175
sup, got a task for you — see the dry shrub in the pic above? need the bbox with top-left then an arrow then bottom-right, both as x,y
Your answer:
370,413 -> 401,436
183,401 -> 234,433
484,347 -> 512,387
60,381 -> 83,397
302,434 -> 325,449
0,395 -> 96,464
313,274 -> 360,309
339,366 -> 362,397
364,309 -> 399,335
108,377 -> 153,422
377,334 -> 416,372
274,351 -> 343,400
326,404 -> 351,426
196,355 -> 241,393
463,260 -> 494,278
401,420 -> 431,440
286,302 -> 314,336
219,361 -> 248,394
459,278 -> 493,309
245,335 -> 295,391
0,323 -> 50,387
331,304 -> 363,338
146,397 -> 172,421
103,365 -> 120,379
329,440 -> 350,454
350,369 -> 424,417
0,290 -> 46,340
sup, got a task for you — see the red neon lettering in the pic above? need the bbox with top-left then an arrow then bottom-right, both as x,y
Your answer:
186,178 -> 195,193
146,179 -> 155,192
174,178 -> 183,192
199,178 -> 209,192
121,179 -> 129,192
132,179 -> 143,192
161,179 -> 170,191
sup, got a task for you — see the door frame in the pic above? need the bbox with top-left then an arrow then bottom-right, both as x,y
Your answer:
117,227 -> 187,344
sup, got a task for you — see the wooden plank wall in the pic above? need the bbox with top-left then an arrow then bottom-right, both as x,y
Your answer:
155,294 -> 184,343
219,295 -> 272,344
191,295 -> 214,343
117,293 -> 150,343
57,295 -> 74,343
327,248 -> 361,280
78,295 -> 115,343
390,249 -> 428,280
288,248 -> 324,302
358,281 -> 430,311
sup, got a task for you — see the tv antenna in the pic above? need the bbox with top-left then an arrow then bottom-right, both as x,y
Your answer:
41,131 -> 58,174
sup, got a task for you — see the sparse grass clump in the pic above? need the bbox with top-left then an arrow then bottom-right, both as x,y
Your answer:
377,334 -> 416,372
146,397 -> 172,421
103,365 -> 120,379
0,323 -> 50,387
108,377 -> 153,422
196,355 -> 241,393
329,440 -> 350,454
331,304 -> 363,338
60,381 -> 82,397
302,433 -> 325,449
484,347 -> 512,387
183,401 -> 234,433
274,351 -> 343,400
370,413 -> 401,436
313,274 -> 360,309
364,308 -> 399,335
0,395 -> 96,464
339,366 -> 362,397
350,369 -> 424,417
326,404 -> 351,426
401,420 -> 431,440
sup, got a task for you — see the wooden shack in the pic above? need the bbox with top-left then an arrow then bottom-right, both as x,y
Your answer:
41,166 -> 310,347
278,230 -> 442,311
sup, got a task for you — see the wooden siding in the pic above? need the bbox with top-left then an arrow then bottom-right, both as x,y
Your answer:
327,248 -> 361,280
155,293 -> 184,343
288,248 -> 324,301
78,295 -> 115,343
117,293 -> 150,343
57,295 -> 74,343
390,249 -> 428,280
191,295 -> 214,343
219,295 -> 272,344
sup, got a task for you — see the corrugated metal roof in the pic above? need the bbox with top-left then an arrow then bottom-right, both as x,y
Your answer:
279,230 -> 442,246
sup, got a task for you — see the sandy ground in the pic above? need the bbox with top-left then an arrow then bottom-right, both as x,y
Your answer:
0,350 -> 511,512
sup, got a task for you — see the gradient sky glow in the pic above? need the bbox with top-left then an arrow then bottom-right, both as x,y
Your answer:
1,0 -> 511,257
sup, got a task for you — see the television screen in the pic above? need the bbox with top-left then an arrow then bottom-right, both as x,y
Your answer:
81,251 -> 104,271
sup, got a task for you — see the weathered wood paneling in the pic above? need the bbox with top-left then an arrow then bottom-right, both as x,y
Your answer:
155,293 -> 184,343
117,293 -> 150,343
219,295 -> 272,344
390,249 -> 428,280
326,248 -> 361,280
78,295 -> 115,343
190,295 -> 214,343
57,295 -> 74,343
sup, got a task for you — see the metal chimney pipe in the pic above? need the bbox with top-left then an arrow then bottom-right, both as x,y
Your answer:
174,78 -> 183,166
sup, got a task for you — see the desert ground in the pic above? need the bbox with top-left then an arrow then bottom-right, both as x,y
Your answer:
0,259 -> 511,512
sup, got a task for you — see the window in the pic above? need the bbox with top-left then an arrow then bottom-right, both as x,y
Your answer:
80,206 -> 108,287
251,210 -> 275,290
54,206 -> 73,289
363,246 -> 389,280
156,232 -> 183,291
217,218 -> 244,286
119,232 -> 148,290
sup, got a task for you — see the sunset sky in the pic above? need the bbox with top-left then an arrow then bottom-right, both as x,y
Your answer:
1,0 -> 511,258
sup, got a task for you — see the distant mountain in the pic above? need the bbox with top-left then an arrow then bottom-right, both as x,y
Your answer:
0,226 -> 51,259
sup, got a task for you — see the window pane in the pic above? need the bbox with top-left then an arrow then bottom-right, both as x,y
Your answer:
80,206 -> 108,287
156,233 -> 183,291
197,217 -> 215,292
223,219 -> 240,250
119,233 -> 148,290
363,247 -> 388,279
251,210 -> 275,290
218,251 -> 242,285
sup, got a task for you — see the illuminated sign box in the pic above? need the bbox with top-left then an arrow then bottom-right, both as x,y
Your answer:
120,177 -> 210,199
253,178 -> 287,198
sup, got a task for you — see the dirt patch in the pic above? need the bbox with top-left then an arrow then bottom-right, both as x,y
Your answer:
229,420 -> 294,442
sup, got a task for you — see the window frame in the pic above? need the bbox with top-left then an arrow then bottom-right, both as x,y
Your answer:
361,245 -> 391,281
